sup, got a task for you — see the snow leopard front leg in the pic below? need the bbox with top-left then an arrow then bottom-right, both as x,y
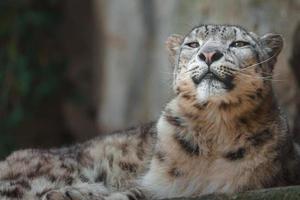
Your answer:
43,184 -> 147,200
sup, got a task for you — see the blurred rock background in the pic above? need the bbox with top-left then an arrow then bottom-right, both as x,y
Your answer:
0,0 -> 299,159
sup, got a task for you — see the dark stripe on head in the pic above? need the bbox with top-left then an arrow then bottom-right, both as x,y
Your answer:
224,147 -> 246,161
221,26 -> 226,36
249,45 -> 261,65
225,58 -> 235,65
174,133 -> 199,156
204,25 -> 208,32
233,28 -> 237,38
247,129 -> 273,146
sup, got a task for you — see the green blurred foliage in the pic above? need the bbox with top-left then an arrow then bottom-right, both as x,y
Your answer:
0,0 -> 68,157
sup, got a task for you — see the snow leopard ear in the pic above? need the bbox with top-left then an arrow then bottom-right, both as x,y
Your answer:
165,34 -> 183,66
260,33 -> 283,58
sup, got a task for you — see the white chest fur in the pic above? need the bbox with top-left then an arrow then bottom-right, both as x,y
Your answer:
140,114 -> 270,199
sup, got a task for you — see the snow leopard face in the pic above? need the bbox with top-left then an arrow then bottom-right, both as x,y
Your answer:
166,24 -> 283,104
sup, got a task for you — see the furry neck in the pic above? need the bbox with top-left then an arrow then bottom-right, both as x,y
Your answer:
161,89 -> 278,155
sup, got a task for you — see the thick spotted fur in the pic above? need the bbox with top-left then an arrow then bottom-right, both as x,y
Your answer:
1,24 -> 300,200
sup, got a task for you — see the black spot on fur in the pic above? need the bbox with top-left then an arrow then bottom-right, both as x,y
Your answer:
256,88 -> 263,98
130,188 -> 145,199
119,162 -> 138,173
65,191 -> 73,199
219,101 -> 229,110
36,188 -> 52,198
48,175 -> 57,183
127,193 -> 136,200
224,148 -> 246,161
155,151 -> 166,162
12,179 -> 31,190
77,150 -> 94,167
3,172 -> 21,180
221,27 -> 226,36
60,163 -> 75,173
247,129 -> 273,146
35,162 -> 43,171
174,133 -> 199,156
108,155 -> 114,168
202,102 -> 208,107
88,192 -> 94,197
239,117 -> 248,124
0,187 -> 23,198
120,143 -> 129,156
223,75 -> 235,90
111,122 -> 156,140
79,174 -> 90,183
182,94 -> 191,100
225,58 -> 235,64
95,170 -> 107,183
194,102 -> 208,110
165,114 -> 183,127
65,176 -> 74,185
247,94 -> 256,100
140,121 -> 157,137
136,141 -> 145,160
168,167 -> 184,177
237,97 -> 242,104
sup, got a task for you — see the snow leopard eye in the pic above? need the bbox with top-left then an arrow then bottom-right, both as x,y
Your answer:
230,41 -> 250,48
185,41 -> 200,48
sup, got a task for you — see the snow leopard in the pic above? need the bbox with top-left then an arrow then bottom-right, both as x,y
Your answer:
1,24 -> 299,200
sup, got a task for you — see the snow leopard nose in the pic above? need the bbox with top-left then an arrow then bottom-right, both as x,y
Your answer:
198,50 -> 223,66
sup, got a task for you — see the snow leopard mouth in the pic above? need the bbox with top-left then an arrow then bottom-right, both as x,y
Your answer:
192,72 -> 235,90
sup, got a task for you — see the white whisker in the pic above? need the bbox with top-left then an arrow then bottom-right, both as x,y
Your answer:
240,48 -> 281,71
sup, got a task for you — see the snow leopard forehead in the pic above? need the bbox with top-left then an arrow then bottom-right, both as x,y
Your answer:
185,24 -> 253,40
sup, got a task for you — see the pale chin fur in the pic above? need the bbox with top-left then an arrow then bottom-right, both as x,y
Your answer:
196,79 -> 227,102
